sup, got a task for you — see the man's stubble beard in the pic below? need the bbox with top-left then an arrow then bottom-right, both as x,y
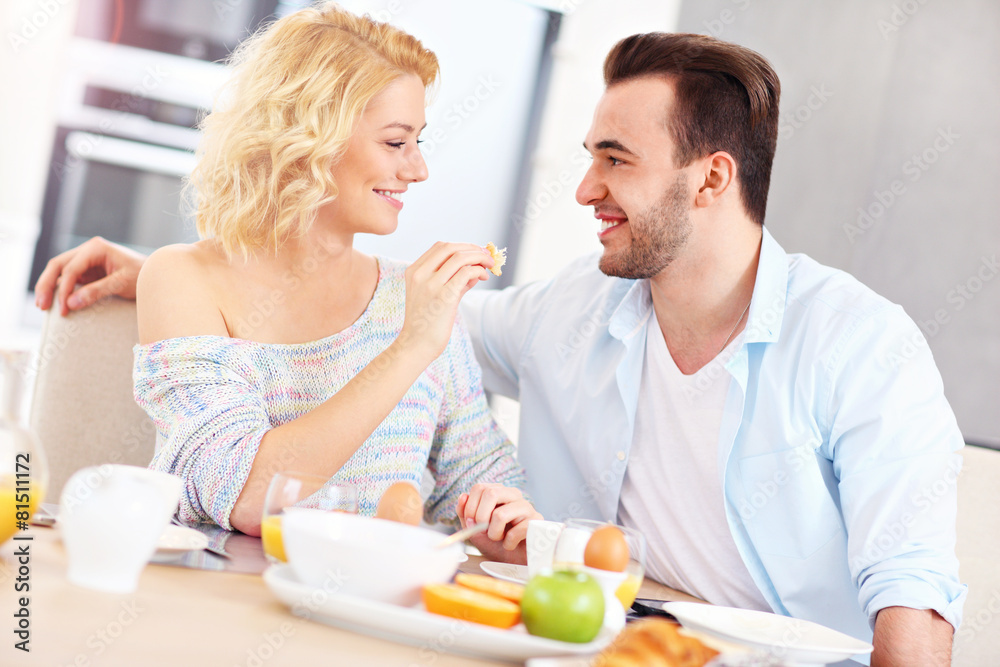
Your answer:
599,175 -> 692,280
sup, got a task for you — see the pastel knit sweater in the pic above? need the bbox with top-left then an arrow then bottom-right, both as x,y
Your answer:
133,257 -> 526,530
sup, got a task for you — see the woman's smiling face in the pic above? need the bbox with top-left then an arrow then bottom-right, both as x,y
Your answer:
320,74 -> 429,237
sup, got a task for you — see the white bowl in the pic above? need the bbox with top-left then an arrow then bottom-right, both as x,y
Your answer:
281,509 -> 465,606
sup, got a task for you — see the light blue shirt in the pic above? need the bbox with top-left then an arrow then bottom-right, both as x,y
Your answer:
461,228 -> 966,647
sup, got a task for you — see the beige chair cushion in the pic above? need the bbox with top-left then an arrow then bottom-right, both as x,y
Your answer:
953,444 -> 1000,665
28,296 -> 156,503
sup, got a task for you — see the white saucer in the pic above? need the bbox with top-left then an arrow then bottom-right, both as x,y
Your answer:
663,601 -> 873,665
479,560 -> 529,584
156,525 -> 210,554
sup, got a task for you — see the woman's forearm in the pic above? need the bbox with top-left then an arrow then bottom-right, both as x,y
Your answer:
228,337 -> 434,534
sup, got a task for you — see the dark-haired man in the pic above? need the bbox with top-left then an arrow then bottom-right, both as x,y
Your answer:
36,32 -> 963,666
461,32 -> 964,666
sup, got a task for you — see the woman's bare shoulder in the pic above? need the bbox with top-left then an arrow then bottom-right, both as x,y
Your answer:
144,239 -> 227,269
136,241 -> 231,344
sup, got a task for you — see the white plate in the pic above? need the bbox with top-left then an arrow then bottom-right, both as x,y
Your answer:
480,560 -> 529,584
525,658 -> 592,667
156,525 -> 209,554
264,564 -> 612,662
663,601 -> 873,665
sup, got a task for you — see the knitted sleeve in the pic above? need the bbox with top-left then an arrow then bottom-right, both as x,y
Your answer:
424,314 -> 527,527
133,337 -> 270,530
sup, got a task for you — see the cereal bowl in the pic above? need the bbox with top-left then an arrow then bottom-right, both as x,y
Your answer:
282,509 -> 464,606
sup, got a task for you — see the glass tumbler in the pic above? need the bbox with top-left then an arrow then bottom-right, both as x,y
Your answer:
261,471 -> 358,563
559,518 -> 647,610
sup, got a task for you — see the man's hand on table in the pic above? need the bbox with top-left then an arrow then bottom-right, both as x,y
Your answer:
871,606 -> 953,666
457,483 -> 542,565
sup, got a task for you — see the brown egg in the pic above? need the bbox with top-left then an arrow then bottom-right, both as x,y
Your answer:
375,482 -> 423,526
583,524 -> 630,572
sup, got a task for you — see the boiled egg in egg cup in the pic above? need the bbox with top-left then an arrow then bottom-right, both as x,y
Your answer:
551,519 -> 647,633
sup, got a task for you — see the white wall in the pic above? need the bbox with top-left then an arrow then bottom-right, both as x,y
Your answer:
491,0 -> 683,443
673,0 -> 1000,446
0,0 -> 79,344
513,0 -> 683,285
339,0 -> 551,265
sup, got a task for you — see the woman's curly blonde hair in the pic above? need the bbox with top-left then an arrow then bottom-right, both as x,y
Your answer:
187,2 -> 439,258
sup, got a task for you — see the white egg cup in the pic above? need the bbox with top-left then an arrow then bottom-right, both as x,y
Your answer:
580,565 -> 628,633
526,520 -> 630,633
59,465 -> 182,593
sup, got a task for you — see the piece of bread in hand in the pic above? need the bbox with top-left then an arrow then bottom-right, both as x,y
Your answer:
485,242 -> 506,276
594,618 -> 719,667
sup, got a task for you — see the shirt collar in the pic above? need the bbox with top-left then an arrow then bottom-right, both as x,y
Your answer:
744,227 -> 789,344
609,279 -> 651,341
606,227 -> 789,343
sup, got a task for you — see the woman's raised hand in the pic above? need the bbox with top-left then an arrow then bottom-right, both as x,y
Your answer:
399,242 -> 494,360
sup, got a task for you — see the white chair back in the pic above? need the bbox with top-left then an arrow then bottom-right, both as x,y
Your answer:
953,444 -> 1000,665
28,296 -> 156,503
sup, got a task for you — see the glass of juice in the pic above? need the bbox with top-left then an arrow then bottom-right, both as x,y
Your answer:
261,472 -> 358,563
1,350 -> 49,546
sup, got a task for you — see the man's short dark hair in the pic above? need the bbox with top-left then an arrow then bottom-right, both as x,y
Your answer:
604,33 -> 780,226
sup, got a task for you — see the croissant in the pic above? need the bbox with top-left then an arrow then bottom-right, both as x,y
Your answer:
594,618 -> 719,667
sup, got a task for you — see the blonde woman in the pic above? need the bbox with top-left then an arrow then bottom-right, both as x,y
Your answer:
131,3 -> 537,561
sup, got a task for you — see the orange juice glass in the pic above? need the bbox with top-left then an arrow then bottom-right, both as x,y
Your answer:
1,350 -> 50,546
561,518 -> 647,610
261,472 -> 358,563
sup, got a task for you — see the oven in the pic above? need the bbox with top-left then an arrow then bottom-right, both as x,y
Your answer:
29,38 -> 229,286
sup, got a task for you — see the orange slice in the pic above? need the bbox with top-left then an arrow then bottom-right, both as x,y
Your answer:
422,583 -> 521,629
455,572 -> 525,603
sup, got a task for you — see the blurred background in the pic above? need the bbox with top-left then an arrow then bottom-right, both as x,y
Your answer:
0,0 -> 996,447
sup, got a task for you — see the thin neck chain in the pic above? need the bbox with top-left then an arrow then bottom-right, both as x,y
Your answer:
718,300 -> 752,357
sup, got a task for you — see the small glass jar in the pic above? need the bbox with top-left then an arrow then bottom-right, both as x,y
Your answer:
0,350 -> 50,546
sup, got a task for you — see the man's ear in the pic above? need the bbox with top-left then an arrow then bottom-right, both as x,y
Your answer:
693,151 -> 737,209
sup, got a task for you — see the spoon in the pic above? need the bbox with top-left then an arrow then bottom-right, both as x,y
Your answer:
436,521 -> 489,549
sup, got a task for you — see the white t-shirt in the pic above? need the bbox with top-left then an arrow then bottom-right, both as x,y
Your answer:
617,320 -> 772,611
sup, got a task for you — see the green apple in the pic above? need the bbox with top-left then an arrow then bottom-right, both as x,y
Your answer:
520,570 -> 604,643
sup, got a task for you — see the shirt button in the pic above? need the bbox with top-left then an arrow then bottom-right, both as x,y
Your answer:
616,451 -> 626,461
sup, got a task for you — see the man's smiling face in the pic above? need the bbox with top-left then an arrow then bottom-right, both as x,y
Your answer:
576,76 -> 695,280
